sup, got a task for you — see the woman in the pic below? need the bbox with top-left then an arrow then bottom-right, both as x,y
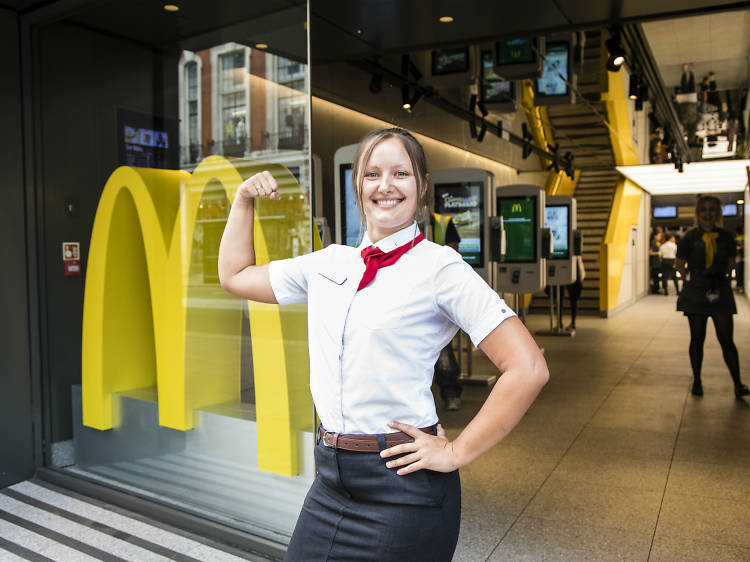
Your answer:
218,128 -> 549,561
675,195 -> 748,398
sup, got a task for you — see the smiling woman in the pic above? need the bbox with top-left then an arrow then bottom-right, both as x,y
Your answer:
218,127 -> 549,561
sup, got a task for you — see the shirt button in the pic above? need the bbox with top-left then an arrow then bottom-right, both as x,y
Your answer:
501,309 -> 506,313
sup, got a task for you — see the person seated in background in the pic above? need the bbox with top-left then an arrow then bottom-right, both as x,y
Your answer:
659,235 -> 680,295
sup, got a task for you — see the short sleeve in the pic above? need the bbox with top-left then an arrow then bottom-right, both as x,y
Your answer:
268,252 -> 318,305
433,259 -> 516,347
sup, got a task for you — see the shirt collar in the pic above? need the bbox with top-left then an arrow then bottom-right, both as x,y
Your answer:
359,221 -> 421,253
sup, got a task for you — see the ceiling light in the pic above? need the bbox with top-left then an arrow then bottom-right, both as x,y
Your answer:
255,43 -> 268,50
439,16 -> 454,23
401,85 -> 412,110
163,4 -> 179,11
629,75 -> 639,100
738,199 -> 745,205
616,160 -> 750,196
605,32 -> 625,72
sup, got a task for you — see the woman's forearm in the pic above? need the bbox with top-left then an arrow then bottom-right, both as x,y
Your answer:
218,195 -> 255,287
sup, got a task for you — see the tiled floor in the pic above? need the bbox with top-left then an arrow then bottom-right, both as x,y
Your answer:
445,291 -> 750,561
1,292 -> 748,561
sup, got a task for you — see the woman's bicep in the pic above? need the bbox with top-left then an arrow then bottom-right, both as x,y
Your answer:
220,264 -> 278,303
478,317 -> 547,382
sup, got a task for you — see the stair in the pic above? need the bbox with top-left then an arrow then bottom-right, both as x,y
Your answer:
529,32 -> 618,316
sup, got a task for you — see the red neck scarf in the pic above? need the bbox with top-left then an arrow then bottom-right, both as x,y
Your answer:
358,233 -> 424,291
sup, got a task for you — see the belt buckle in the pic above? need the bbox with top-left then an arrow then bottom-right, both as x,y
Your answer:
323,430 -> 338,448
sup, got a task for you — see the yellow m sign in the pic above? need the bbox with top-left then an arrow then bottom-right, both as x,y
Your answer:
82,155 -> 317,476
511,203 -> 523,213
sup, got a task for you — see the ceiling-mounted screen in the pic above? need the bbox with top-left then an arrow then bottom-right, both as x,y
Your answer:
339,163 -> 361,246
431,47 -> 470,76
434,182 -> 484,267
536,42 -> 569,96
499,196 -> 537,262
722,203 -> 738,217
653,205 -> 677,218
545,205 -> 569,259
493,37 -> 544,80
481,50 -> 514,105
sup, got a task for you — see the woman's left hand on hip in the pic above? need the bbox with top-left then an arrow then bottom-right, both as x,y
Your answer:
380,421 -> 458,475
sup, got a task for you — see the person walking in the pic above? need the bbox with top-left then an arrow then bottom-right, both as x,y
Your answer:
659,234 -> 680,295
675,195 -> 748,398
218,127 -> 549,560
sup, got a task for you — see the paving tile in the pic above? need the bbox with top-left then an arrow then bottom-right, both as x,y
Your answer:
522,478 -> 662,534
673,429 -> 750,466
453,510 -> 516,562
650,535 -> 750,562
665,460 -> 750,503
488,515 -> 652,561
656,491 -> 750,548
566,426 -> 677,461
547,453 -> 671,492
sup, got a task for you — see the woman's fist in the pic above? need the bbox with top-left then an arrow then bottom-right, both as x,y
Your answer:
237,170 -> 279,201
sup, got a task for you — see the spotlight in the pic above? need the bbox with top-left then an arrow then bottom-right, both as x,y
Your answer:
636,83 -> 648,111
369,73 -> 383,94
477,101 -> 488,117
605,31 -> 625,72
629,74 -> 639,100
401,85 -> 411,110
477,122 -> 487,142
409,89 -> 422,110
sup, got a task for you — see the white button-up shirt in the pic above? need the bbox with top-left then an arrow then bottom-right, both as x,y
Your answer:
269,222 -> 516,434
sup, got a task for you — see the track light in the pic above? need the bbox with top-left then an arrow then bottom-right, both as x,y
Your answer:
605,31 -> 625,72
629,74 -> 639,100
401,85 -> 411,110
369,73 -> 382,94
409,89 -> 422,111
477,101 -> 488,117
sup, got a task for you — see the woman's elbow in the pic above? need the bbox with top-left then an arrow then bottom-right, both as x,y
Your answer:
532,356 -> 550,388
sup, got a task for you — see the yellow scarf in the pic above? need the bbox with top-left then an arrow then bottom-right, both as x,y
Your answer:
702,231 -> 719,268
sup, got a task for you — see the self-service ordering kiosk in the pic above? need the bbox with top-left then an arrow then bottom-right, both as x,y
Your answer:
333,143 -> 360,246
495,184 -> 546,297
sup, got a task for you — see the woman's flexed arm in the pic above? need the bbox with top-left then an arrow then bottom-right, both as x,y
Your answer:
218,171 -> 279,303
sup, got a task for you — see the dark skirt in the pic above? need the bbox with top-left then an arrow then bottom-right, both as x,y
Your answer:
284,440 -> 461,561
677,276 -> 736,316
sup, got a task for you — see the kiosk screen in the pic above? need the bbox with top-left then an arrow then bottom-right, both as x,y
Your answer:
545,205 -> 569,259
434,182 -> 484,267
499,196 -> 536,262
339,163 -> 360,246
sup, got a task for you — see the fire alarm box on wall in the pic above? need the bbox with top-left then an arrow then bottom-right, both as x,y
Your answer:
62,242 -> 81,276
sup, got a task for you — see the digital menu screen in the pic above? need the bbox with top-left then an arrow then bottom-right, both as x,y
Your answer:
653,206 -> 677,218
536,42 -> 569,96
434,182 -> 484,267
722,203 -> 737,217
482,51 -> 513,103
117,108 -> 178,169
339,164 -> 361,246
499,196 -> 536,262
545,205 -> 569,259
431,47 -> 470,75
496,39 -> 536,65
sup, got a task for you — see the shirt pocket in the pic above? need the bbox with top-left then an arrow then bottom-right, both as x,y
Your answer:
308,269 -> 351,337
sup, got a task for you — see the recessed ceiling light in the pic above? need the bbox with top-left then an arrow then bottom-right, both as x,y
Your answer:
255,43 -> 268,50
163,4 -> 179,12
738,199 -> 745,205
439,16 -> 454,23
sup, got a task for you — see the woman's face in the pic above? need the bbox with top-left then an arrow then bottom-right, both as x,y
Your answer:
697,200 -> 719,231
360,137 -> 423,242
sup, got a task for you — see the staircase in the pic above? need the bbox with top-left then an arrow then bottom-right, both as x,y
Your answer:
529,31 -> 619,316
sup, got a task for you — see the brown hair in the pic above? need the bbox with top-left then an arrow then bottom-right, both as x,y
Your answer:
694,194 -> 723,228
351,128 -> 430,223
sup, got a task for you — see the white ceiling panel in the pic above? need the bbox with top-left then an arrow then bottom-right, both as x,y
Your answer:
617,160 -> 750,195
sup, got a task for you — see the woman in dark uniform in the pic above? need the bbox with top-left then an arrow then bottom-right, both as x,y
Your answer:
675,195 -> 748,398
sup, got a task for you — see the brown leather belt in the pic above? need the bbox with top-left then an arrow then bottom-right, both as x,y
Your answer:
318,425 -> 437,453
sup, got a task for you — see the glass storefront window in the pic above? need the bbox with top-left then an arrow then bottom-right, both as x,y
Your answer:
35,2 -> 314,545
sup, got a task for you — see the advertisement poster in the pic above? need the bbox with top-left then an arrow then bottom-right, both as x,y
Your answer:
435,182 -> 483,267
499,196 -> 536,262
117,108 -> 178,170
545,205 -> 569,259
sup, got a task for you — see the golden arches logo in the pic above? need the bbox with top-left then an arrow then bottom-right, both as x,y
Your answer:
511,203 -> 523,213
82,155 -> 317,476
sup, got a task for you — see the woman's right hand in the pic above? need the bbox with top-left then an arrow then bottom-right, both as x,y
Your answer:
237,171 -> 280,201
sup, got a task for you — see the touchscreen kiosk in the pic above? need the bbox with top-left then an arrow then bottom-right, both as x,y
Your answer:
333,143 -> 361,246
496,185 -> 546,294
431,168 -> 494,283
544,195 -> 577,285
